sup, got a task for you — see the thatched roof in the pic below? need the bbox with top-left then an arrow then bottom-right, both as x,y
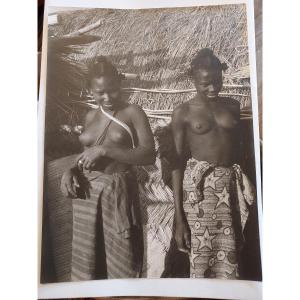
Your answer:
48,5 -> 250,106
51,5 -> 249,70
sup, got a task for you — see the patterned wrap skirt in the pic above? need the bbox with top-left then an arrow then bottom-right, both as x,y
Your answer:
183,158 -> 255,279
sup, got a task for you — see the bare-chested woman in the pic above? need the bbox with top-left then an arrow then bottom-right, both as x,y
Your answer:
171,49 -> 255,279
56,56 -> 155,280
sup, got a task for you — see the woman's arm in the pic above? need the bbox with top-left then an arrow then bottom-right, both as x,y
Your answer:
101,104 -> 156,165
64,110 -> 97,171
171,105 -> 191,253
61,110 -> 97,196
171,106 -> 186,219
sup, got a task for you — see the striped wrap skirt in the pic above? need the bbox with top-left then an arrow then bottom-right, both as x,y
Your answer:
71,168 -> 142,281
43,154 -> 143,282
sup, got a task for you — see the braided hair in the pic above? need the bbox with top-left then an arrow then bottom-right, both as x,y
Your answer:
189,48 -> 228,77
88,56 -> 124,85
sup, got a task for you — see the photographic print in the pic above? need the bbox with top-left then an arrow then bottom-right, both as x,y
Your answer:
39,0 -> 262,298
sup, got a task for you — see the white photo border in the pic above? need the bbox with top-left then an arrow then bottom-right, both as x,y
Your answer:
38,0 -> 262,299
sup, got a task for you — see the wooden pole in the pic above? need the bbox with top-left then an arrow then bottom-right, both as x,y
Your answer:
63,20 -> 103,38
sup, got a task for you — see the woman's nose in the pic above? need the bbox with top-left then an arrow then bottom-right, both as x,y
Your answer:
208,84 -> 216,92
102,93 -> 110,101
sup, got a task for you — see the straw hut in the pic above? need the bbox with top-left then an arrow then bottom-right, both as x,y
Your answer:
43,5 -> 258,279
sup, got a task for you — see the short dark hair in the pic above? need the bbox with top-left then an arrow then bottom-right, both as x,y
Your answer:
88,56 -> 122,84
189,48 -> 228,76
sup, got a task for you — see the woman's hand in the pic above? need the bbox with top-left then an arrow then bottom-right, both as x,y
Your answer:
175,216 -> 191,254
60,168 -> 80,198
76,146 -> 106,170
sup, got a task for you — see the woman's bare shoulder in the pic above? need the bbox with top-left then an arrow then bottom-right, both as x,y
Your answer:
220,97 -> 240,107
173,102 -> 190,114
172,102 -> 190,125
220,97 -> 240,113
86,109 -> 98,118
124,103 -> 150,124
126,103 -> 145,113
85,109 -> 98,125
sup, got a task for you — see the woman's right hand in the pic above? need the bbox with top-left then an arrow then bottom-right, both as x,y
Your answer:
175,216 -> 191,254
60,168 -> 80,198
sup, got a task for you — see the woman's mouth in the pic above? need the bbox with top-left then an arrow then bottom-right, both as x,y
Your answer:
207,94 -> 218,99
103,102 -> 114,109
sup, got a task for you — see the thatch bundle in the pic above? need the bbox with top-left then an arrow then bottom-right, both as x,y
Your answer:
45,4 -> 251,158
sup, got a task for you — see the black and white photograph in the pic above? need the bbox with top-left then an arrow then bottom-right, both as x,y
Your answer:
38,0 -> 262,298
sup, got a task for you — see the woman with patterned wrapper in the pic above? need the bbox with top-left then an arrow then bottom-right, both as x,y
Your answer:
170,48 -> 256,279
45,56 -> 155,281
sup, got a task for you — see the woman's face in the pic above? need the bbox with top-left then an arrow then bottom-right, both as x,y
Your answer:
193,68 -> 223,100
90,76 -> 121,110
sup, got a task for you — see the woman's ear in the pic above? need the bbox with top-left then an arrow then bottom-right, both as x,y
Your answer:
86,87 -> 93,98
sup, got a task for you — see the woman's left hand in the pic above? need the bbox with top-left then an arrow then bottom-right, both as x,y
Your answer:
76,146 -> 106,170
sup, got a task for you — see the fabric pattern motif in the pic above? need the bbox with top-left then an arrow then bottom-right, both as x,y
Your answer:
183,158 -> 255,279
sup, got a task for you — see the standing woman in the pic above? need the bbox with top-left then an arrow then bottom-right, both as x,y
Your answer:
171,48 -> 255,279
46,56 -> 155,281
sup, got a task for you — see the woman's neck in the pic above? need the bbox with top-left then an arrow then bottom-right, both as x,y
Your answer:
101,106 -> 115,113
196,93 -> 220,104
100,101 -> 126,114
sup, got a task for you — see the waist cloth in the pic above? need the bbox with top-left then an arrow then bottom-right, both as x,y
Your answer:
183,158 -> 255,279
70,167 -> 142,281
44,154 -> 142,282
